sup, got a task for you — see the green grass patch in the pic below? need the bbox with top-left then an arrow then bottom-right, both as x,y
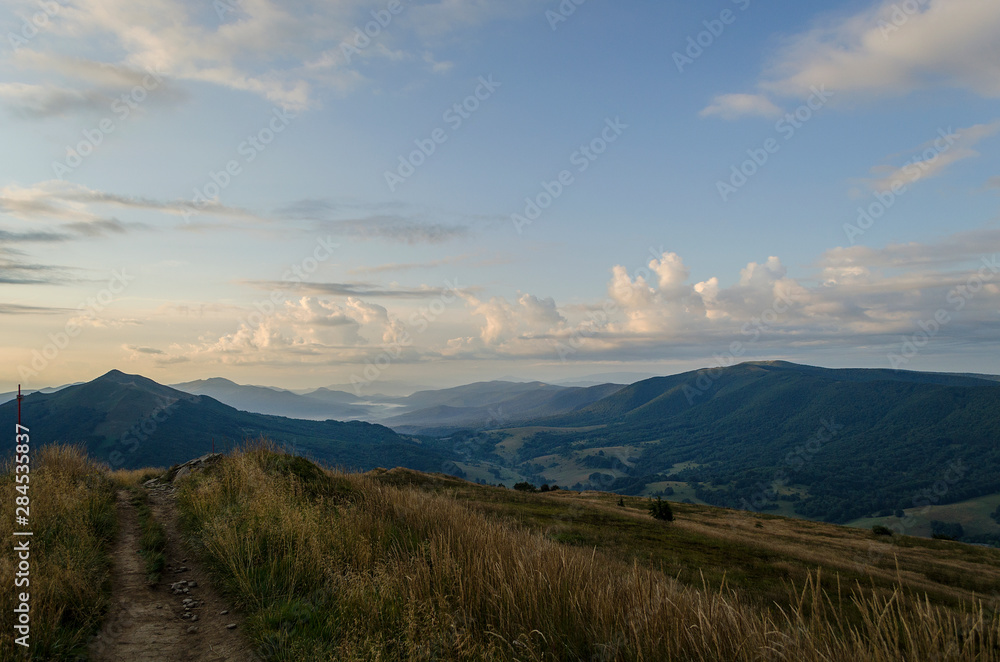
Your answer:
128,487 -> 167,584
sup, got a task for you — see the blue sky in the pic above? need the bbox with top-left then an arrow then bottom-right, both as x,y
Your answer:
1,0 -> 999,392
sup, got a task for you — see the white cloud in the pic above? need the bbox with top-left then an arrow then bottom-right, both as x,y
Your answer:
120,233 -> 1000,369
865,120 -> 1000,192
706,0 -> 1000,116
699,93 -> 782,120
0,0 -> 546,112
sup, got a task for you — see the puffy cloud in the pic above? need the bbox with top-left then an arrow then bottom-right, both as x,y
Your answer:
126,234 -> 1000,370
462,292 -> 565,347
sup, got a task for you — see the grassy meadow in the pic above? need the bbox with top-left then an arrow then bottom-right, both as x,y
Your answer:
175,446 -> 1000,661
0,447 -> 118,660
2,443 -> 999,660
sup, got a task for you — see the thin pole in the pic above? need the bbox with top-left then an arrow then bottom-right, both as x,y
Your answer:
17,385 -> 22,427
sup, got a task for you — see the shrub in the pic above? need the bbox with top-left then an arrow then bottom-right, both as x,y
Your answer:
930,520 -> 964,541
513,481 -> 537,493
648,496 -> 674,522
871,525 -> 893,537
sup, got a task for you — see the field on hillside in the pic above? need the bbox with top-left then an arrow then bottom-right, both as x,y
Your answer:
175,447 -> 999,660
850,492 -> 1000,542
4,445 -> 1000,661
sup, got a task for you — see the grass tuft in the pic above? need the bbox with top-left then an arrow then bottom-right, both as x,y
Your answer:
0,445 -> 117,660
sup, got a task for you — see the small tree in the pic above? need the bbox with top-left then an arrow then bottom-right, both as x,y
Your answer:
540,484 -> 550,492
513,481 -> 537,493
617,497 -> 625,507
648,496 -> 674,522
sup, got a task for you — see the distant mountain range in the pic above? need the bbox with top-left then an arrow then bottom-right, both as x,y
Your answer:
5,362 -> 1000,544
169,378 -> 374,421
166,377 -> 625,434
0,370 -> 446,472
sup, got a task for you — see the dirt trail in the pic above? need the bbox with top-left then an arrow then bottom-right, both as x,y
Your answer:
89,486 -> 256,662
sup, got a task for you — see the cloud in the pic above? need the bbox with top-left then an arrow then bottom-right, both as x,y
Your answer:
0,0 -> 545,111
245,280 -> 470,299
165,295 -> 414,366
123,344 -> 165,355
122,231 -> 1000,369
0,303 -> 73,315
705,0 -> 1000,116
461,292 -> 566,346
0,82 -> 114,118
0,180 -> 260,227
348,252 -> 509,275
325,216 -> 470,244
0,248 -> 71,285
864,120 -> 1000,192
276,199 -> 475,244
699,93 -> 782,120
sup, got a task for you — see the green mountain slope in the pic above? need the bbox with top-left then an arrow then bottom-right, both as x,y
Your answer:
480,362 -> 1000,530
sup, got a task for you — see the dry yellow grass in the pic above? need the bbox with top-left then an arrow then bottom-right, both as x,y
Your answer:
0,445 -> 117,661
176,447 -> 1000,661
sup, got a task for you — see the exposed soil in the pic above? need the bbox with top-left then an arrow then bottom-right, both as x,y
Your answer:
89,486 -> 257,661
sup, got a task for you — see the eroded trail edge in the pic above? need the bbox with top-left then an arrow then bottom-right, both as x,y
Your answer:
89,485 -> 255,661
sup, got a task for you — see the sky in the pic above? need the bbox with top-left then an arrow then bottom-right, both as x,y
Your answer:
1,0 -> 999,393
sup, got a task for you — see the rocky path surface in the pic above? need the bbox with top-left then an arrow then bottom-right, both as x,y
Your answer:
89,484 -> 256,661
